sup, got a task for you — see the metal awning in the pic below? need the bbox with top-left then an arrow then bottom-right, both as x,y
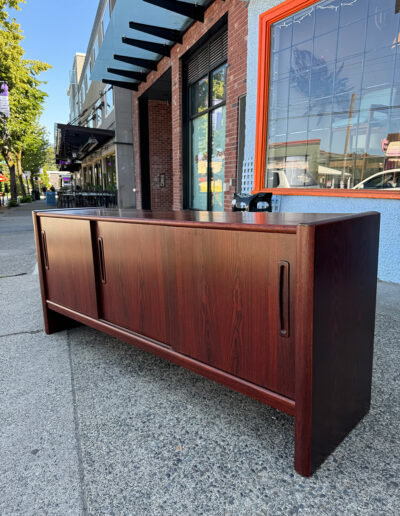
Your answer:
91,0 -> 213,91
55,124 -> 115,168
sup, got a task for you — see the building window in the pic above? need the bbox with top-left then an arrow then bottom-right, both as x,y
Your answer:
105,154 -> 116,186
103,1 -> 110,35
94,161 -> 102,187
86,67 -> 90,91
255,0 -> 400,192
105,87 -> 114,115
96,102 -> 103,126
94,35 -> 100,61
185,29 -> 228,211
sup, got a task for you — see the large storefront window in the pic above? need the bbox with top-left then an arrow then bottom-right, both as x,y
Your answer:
94,161 -> 102,187
186,30 -> 228,210
189,71 -> 227,211
105,154 -> 116,187
256,0 -> 400,191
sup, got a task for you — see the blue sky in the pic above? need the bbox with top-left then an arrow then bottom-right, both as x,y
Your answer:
11,0 -> 99,144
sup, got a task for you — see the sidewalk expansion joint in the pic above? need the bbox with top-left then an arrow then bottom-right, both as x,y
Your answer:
0,272 -> 28,279
67,330 -> 89,516
0,329 -> 42,339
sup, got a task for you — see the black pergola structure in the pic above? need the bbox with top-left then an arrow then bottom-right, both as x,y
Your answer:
94,0 -> 214,91
55,123 -> 115,171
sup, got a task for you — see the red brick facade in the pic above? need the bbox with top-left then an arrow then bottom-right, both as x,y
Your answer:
132,0 -> 248,211
148,100 -> 173,210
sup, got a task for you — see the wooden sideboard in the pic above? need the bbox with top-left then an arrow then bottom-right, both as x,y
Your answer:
33,209 -> 380,477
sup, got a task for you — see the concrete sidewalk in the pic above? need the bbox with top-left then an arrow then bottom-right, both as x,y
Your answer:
0,201 -> 399,515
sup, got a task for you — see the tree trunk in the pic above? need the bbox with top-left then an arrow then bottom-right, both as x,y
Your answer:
26,176 -> 31,195
16,151 -> 26,197
9,163 -> 17,202
30,175 -> 35,198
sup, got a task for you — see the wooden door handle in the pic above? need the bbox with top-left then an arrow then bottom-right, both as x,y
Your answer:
41,230 -> 49,270
97,237 -> 106,284
279,260 -> 290,337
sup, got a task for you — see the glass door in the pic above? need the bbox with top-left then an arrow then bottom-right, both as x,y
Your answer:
189,63 -> 227,211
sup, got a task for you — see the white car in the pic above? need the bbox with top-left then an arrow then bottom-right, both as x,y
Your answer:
353,169 -> 400,190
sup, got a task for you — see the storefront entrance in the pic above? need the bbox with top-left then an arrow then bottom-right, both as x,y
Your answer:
138,69 -> 173,211
185,29 -> 228,211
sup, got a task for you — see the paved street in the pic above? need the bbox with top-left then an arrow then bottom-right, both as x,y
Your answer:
0,201 -> 399,516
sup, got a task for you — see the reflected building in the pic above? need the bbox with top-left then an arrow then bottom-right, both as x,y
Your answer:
243,0 -> 400,283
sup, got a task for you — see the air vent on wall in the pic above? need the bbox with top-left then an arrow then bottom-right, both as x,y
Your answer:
186,29 -> 227,85
188,47 -> 208,84
210,31 -> 228,70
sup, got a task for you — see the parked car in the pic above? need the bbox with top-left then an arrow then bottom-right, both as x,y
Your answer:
353,169 -> 400,190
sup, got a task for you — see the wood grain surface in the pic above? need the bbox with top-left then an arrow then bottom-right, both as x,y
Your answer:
310,213 -> 380,474
34,210 -> 380,477
39,217 -> 98,318
95,222 -> 297,398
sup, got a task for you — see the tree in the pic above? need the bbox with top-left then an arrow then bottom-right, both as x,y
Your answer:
40,140 -> 57,189
21,123 -> 49,190
0,0 -> 51,202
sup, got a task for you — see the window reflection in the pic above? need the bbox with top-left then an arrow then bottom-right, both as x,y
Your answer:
190,77 -> 208,116
212,66 -> 226,105
266,0 -> 400,189
190,114 -> 208,210
211,106 -> 226,211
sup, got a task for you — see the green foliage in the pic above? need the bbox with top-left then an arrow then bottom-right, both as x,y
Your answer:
21,123 -> 49,173
19,194 -> 31,203
39,167 -> 50,188
44,144 -> 56,169
7,197 -> 18,207
0,0 -> 51,201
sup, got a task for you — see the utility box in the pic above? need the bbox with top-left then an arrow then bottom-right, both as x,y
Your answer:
45,191 -> 56,206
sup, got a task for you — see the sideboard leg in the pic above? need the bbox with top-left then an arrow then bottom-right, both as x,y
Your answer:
44,306 -> 81,334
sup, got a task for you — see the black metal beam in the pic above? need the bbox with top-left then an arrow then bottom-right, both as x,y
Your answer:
122,36 -> 170,56
142,0 -> 205,22
114,54 -> 158,70
102,79 -> 139,91
129,21 -> 182,43
107,67 -> 148,82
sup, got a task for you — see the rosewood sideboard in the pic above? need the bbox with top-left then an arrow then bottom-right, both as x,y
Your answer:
33,209 -> 380,477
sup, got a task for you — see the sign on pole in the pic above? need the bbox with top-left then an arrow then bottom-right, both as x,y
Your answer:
0,83 -> 10,118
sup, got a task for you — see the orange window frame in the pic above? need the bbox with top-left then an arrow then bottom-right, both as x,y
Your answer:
253,0 -> 400,200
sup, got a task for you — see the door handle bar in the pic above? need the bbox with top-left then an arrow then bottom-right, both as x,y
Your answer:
41,230 -> 49,270
97,236 -> 106,284
279,260 -> 290,337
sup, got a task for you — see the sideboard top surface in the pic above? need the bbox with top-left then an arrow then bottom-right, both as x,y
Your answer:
34,209 -> 378,232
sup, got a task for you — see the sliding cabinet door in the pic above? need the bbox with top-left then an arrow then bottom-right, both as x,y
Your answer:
39,217 -> 98,318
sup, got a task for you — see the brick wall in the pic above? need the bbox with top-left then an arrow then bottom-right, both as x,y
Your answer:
148,100 -> 173,210
132,0 -> 248,210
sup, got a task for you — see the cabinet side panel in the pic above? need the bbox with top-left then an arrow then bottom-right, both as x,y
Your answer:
294,224 -> 315,477
311,213 -> 380,473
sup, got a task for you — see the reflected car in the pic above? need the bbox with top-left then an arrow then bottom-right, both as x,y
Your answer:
353,169 -> 400,190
